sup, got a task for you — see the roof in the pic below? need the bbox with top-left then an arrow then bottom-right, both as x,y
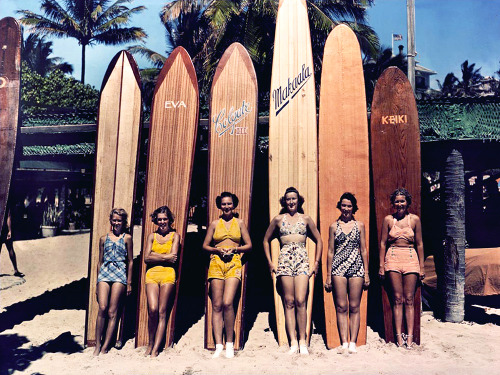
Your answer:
416,64 -> 437,75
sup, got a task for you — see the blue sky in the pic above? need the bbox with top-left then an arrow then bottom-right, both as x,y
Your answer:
2,0 -> 500,90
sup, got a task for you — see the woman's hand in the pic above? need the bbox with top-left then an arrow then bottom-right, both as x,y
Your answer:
419,269 -> 425,281
378,266 -> 385,280
165,253 -> 178,263
268,262 -> 277,275
364,274 -> 370,288
309,261 -> 319,278
126,283 -> 132,296
324,276 -> 332,293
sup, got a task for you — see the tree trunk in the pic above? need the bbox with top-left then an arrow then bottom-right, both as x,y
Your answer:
442,149 -> 465,322
81,44 -> 86,84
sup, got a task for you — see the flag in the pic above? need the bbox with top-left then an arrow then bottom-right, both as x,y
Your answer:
393,33 -> 403,41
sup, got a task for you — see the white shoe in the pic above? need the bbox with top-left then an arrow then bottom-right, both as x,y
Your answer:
288,343 -> 298,355
225,342 -> 234,358
299,345 -> 309,355
212,344 -> 223,358
336,343 -> 348,354
348,342 -> 357,353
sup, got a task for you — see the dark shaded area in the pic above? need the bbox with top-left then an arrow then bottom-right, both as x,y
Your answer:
0,331 -> 82,375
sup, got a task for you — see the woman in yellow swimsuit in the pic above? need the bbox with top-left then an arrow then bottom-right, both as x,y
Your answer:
202,192 -> 252,359
379,188 -> 424,348
144,205 -> 180,357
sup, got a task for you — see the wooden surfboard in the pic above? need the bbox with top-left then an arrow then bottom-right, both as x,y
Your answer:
85,50 -> 142,347
318,24 -> 370,349
0,17 -> 20,230
269,0 -> 317,347
205,42 -> 257,351
135,47 -> 199,348
370,66 -> 421,345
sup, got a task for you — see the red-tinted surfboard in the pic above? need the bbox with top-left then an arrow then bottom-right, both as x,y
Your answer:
205,42 -> 257,351
135,47 -> 199,348
85,50 -> 142,347
370,66 -> 421,345
0,17 -> 21,229
319,24 -> 370,349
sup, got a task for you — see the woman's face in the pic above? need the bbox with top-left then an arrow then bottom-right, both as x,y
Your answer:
340,198 -> 353,219
393,194 -> 408,213
285,192 -> 299,213
156,212 -> 169,231
110,214 -> 123,232
220,196 -> 234,214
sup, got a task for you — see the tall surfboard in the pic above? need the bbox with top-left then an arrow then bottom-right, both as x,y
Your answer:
135,47 -> 199,348
319,24 -> 370,349
85,51 -> 142,347
370,66 -> 421,345
269,0 -> 317,346
0,17 -> 20,230
205,42 -> 258,351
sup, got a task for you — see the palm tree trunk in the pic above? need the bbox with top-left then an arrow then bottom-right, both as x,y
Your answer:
81,43 -> 86,84
442,149 -> 465,322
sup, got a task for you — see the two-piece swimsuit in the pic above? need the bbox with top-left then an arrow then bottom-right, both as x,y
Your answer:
331,221 -> 365,278
384,215 -> 420,274
208,218 -> 242,280
277,214 -> 309,277
97,233 -> 128,285
145,232 -> 176,285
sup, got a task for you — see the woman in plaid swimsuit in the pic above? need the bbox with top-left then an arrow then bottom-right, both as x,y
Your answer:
94,208 -> 133,356
263,187 -> 322,355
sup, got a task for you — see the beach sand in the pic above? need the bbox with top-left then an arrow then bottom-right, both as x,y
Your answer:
1,226 -> 499,375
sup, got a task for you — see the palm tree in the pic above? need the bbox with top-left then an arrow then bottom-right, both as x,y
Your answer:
22,33 -> 73,76
18,0 -> 147,83
459,60 -> 482,96
436,73 -> 459,97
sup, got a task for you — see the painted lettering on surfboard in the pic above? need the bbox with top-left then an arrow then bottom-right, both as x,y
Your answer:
272,64 -> 312,116
0,76 -> 7,88
213,99 -> 252,137
165,100 -> 187,109
381,114 -> 408,125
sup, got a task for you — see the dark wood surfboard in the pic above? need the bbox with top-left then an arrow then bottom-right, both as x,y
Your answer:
370,66 -> 421,345
135,47 -> 199,348
269,0 -> 317,346
205,42 -> 257,351
319,24 -> 370,349
85,51 -> 142,347
0,17 -> 21,229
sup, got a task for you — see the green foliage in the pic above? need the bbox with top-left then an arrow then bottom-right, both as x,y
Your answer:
21,62 -> 98,115
42,203 -> 62,227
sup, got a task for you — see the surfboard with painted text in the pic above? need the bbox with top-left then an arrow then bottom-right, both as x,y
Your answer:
269,0 -> 317,347
135,47 -> 199,348
84,51 -> 142,347
205,42 -> 257,351
319,24 -> 370,349
0,17 -> 20,231
370,66 -> 421,345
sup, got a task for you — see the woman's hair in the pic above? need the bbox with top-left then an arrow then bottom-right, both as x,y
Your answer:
216,192 -> 239,218
109,208 -> 129,232
279,186 -> 305,214
151,205 -> 175,230
390,188 -> 412,206
336,192 -> 358,214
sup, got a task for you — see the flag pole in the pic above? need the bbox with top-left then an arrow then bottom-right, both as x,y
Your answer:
407,0 -> 416,92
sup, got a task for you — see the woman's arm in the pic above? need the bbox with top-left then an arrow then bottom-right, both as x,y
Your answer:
358,221 -> 370,287
144,232 -> 178,264
125,234 -> 133,295
97,236 -> 105,274
324,223 -> 336,292
305,215 -> 323,277
413,215 -> 425,280
202,221 -> 223,256
379,216 -> 390,278
6,209 -> 11,239
262,216 -> 279,274
235,219 -> 252,253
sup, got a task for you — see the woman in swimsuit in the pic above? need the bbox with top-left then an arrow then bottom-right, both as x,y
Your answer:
202,192 -> 252,359
324,192 -> 369,353
94,208 -> 133,356
379,188 -> 424,348
144,205 -> 180,357
263,186 -> 322,355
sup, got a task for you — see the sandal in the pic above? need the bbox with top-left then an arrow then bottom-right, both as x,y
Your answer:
14,271 -> 25,277
405,334 -> 415,350
395,333 -> 405,348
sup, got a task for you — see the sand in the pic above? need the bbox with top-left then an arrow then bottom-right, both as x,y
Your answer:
1,226 -> 499,375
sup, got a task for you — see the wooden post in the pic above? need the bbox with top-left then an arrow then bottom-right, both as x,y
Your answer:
407,0 -> 416,92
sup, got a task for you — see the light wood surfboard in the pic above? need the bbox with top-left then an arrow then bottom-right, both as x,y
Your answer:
269,0 -> 317,347
319,24 -> 370,349
135,47 -> 199,348
0,17 -> 20,230
205,42 -> 258,351
370,66 -> 421,345
85,51 -> 142,347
